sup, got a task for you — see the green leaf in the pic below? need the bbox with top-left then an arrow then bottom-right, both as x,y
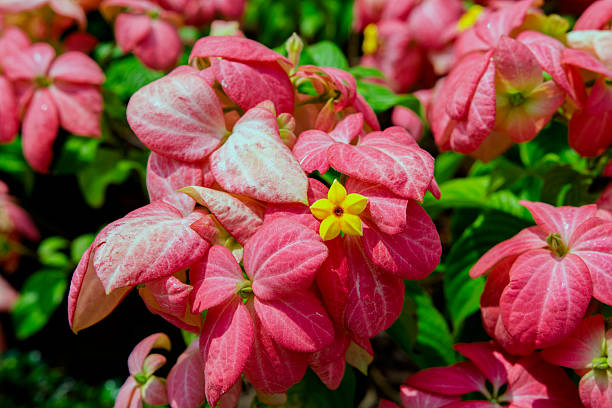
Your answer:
356,80 -> 420,113
348,66 -> 384,79
104,56 -> 163,101
52,135 -> 101,175
386,295 -> 418,354
77,148 -> 146,208
12,270 -> 67,339
443,211 -> 532,334
405,282 -> 456,368
423,177 -> 532,220
540,164 -> 597,206
433,152 -> 465,184
305,41 -> 349,70
37,237 -> 70,269
257,367 -> 356,408
70,234 -> 95,265
0,138 -> 34,191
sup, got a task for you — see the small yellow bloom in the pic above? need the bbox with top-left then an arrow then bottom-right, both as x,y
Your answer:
310,180 -> 368,241
457,4 -> 484,32
362,23 -> 379,55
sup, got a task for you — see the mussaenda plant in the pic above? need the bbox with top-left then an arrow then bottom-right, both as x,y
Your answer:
67,32 -> 442,406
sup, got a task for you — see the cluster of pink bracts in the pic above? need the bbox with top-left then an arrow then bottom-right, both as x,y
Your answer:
0,180 -> 39,350
66,33 -> 444,407
1,0 -> 611,406
358,0 -> 612,161
0,0 -> 246,172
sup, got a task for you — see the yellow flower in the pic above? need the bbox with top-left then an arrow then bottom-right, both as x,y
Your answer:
310,180 -> 368,241
457,4 -> 484,32
362,23 -> 379,55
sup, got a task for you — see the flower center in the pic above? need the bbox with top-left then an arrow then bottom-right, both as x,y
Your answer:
236,280 -> 253,299
34,76 -> 52,88
546,233 -> 568,257
333,206 -> 344,217
508,92 -> 526,107
592,356 -> 609,371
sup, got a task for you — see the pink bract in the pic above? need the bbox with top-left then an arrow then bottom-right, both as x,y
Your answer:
403,341 -> 581,407
472,201 -> 612,353
191,218 -> 332,406
2,42 -> 104,172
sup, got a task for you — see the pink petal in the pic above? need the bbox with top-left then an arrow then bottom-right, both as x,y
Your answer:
493,36 -> 542,92
500,250 -> 592,349
190,36 -> 291,66
328,127 -> 435,201
132,19 -> 182,71
179,186 -> 263,246
308,328 -> 350,389
22,89 -> 59,173
400,385 -> 461,408
519,201 -> 598,242
63,32 -> 99,54
541,314 -> 606,370
210,105 -> 308,204
574,0 -> 612,30
569,79 -> 612,157
347,177 -> 410,235
343,236 -> 405,338
0,0 -> 47,13
570,217 -> 612,305
0,27 -> 30,63
470,226 -> 547,278
579,369 -> 612,408
391,106 -> 423,141
263,178 -> 327,233
0,76 -> 19,143
48,51 -> 105,85
139,275 -> 197,329
361,206 -> 441,280
126,71 -> 226,163
405,362 -> 487,396
449,59 -> 496,154
141,376 -> 168,406
474,0 -> 534,47
316,237 -> 350,325
210,59 -> 294,114
92,201 -> 210,293
146,153 -> 203,216
49,0 -> 87,28
292,130 -> 334,174
351,93 -> 380,131
115,376 -> 141,408
190,245 -> 243,312
562,48 -> 612,80
128,333 -> 171,375
219,379 -> 241,408
445,52 -> 492,121
201,298 -> 253,407
3,43 -> 55,81
379,400 -> 400,408
245,218 -> 328,300
517,31 -> 575,100
329,113 -> 363,144
454,342 -> 512,391
442,402 -> 496,408
243,305 -> 308,395
115,13 -> 152,53
254,291 -> 334,352
142,354 -> 167,376
49,82 -> 102,137
480,255 -> 514,338
167,343 -> 206,408
0,275 -> 18,312
507,354 -> 583,407
68,244 -> 131,333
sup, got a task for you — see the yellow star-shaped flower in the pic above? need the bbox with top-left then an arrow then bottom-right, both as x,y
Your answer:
310,180 -> 368,241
